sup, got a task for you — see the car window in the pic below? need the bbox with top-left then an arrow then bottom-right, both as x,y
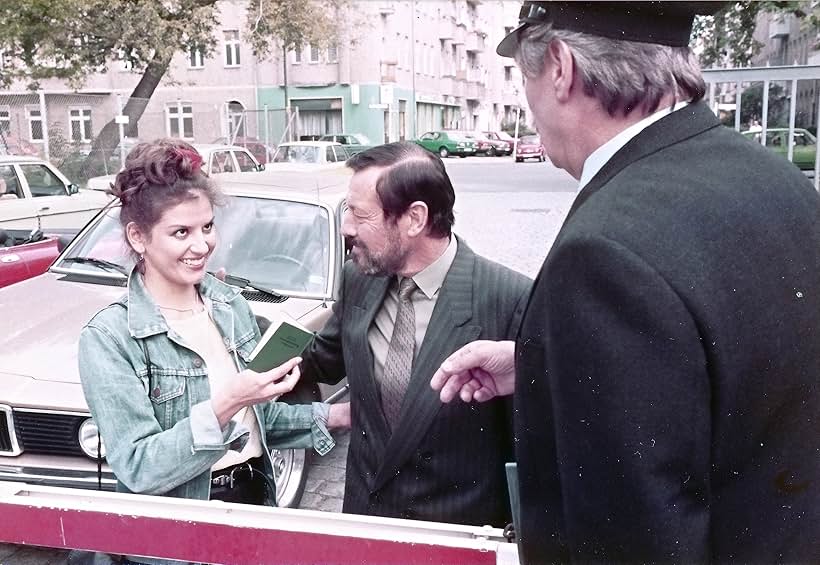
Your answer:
326,147 -> 337,163
0,165 -> 22,199
521,135 -> 540,144
234,150 -> 257,172
420,133 -> 432,140
273,145 -> 320,164
794,132 -> 811,146
19,164 -> 67,197
333,145 -> 350,161
210,151 -> 236,174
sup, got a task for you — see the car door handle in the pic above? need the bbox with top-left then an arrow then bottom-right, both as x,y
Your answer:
38,206 -> 50,212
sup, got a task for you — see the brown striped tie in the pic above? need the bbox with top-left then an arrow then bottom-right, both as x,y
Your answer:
380,277 -> 417,428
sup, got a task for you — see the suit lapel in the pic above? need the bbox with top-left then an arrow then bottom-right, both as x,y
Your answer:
373,239 -> 481,491
350,274 -> 393,453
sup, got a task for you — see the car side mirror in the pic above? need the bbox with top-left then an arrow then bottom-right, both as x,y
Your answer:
256,163 -> 265,172
68,183 -> 80,195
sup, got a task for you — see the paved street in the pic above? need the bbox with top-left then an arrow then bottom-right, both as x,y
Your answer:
0,157 -> 576,564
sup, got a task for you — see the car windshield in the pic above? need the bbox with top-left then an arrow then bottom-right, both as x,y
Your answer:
351,134 -> 372,145
55,195 -> 333,296
273,145 -> 320,164
521,135 -> 541,144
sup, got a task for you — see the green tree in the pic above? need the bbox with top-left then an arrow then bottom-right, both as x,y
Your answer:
692,1 -> 820,68
0,0 -> 347,179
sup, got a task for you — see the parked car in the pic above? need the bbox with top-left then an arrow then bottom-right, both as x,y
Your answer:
86,144 -> 264,191
0,156 -> 111,231
212,136 -> 272,164
482,131 -> 514,156
318,133 -> 374,156
456,131 -> 493,156
414,131 -> 476,158
0,170 -> 351,509
269,141 -> 351,170
0,228 -> 62,288
514,134 -> 546,162
741,128 -> 817,171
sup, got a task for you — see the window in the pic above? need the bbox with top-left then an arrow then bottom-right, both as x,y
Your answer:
325,146 -> 336,162
0,165 -> 21,198
327,44 -> 338,63
27,108 -> 43,142
294,46 -> 302,64
0,106 -> 10,135
20,164 -> 66,197
504,67 -> 513,82
69,108 -> 92,142
166,103 -> 194,139
188,46 -> 205,69
223,30 -> 241,67
210,151 -> 235,174
309,44 -> 320,63
234,150 -> 257,172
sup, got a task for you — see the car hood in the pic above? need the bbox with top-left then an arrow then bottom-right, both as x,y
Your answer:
0,272 -> 326,384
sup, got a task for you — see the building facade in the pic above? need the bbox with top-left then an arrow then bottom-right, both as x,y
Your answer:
0,0 -> 528,166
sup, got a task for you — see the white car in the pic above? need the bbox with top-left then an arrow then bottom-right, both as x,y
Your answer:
0,156 -> 111,233
268,141 -> 351,171
86,144 -> 264,191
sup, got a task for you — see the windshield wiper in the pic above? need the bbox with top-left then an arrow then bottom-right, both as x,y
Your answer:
218,273 -> 286,299
61,257 -> 129,276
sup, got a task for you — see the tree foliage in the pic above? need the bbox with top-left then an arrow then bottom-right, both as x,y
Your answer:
0,0 -> 349,180
692,1 -> 820,68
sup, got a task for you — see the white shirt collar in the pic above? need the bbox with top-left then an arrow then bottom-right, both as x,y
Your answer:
578,100 -> 691,191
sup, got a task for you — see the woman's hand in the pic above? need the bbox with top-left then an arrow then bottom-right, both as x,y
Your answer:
211,357 -> 302,427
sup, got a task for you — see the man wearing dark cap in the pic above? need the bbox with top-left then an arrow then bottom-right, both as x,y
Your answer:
432,2 -> 820,563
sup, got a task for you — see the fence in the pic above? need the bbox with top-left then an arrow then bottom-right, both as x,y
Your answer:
702,64 -> 820,189
0,92 -> 300,185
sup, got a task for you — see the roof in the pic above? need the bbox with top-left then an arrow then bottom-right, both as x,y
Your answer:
276,141 -> 342,147
193,143 -> 255,153
217,167 -> 351,205
0,156 -> 48,165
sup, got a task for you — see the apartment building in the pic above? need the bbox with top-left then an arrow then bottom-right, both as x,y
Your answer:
0,0 -> 527,161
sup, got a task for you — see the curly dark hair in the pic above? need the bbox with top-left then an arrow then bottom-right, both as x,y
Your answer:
110,138 -> 223,261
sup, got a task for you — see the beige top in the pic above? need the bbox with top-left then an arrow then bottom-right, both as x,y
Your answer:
165,308 -> 264,471
368,237 -> 458,380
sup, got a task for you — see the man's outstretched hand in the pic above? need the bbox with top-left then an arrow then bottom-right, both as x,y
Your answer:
431,340 -> 516,403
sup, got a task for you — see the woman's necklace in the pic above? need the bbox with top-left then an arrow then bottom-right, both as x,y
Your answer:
156,291 -> 204,315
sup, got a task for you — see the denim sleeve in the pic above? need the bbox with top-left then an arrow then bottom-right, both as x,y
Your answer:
258,401 -> 335,456
78,325 -> 246,495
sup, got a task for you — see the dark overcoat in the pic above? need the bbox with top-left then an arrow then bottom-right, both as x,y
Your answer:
302,239 -> 531,526
515,102 -> 820,563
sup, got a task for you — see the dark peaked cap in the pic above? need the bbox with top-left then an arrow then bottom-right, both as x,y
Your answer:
497,1 -> 725,57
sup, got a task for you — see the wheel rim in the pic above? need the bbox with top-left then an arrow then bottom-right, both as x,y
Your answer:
439,148 -> 448,157
271,448 -> 307,508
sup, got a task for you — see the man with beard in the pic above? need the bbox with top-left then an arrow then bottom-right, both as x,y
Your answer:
299,141 -> 531,527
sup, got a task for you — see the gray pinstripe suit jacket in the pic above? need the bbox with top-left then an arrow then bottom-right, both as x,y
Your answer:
301,238 -> 531,526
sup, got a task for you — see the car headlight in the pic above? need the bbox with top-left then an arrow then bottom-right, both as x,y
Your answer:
457,142 -> 465,147
78,418 -> 106,459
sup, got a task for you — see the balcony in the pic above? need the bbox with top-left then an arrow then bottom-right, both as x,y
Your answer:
452,23 -> 467,45
467,68 -> 485,84
466,82 -> 486,101
466,32 -> 485,53
439,16 -> 455,40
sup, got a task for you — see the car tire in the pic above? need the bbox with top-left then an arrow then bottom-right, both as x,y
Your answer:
487,146 -> 496,157
439,147 -> 450,158
255,315 -> 318,509
540,155 -> 546,162
274,378 -> 320,508
515,157 -> 522,163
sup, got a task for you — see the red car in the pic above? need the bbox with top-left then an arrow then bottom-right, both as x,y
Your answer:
0,230 -> 61,288
514,134 -> 546,163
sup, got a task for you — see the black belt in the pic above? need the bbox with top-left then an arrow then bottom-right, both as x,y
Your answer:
210,456 -> 269,505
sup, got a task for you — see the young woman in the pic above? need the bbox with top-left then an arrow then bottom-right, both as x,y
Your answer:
78,139 -> 345,565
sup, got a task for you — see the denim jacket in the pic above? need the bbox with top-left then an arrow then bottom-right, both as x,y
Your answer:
79,270 -> 334,565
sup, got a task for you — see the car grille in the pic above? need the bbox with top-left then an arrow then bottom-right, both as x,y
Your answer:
0,408 -> 12,453
13,410 -> 86,457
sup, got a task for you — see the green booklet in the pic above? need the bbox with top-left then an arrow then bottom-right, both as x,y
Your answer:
247,316 -> 314,372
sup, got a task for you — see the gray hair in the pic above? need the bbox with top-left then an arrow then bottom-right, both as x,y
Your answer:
515,22 -> 705,117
